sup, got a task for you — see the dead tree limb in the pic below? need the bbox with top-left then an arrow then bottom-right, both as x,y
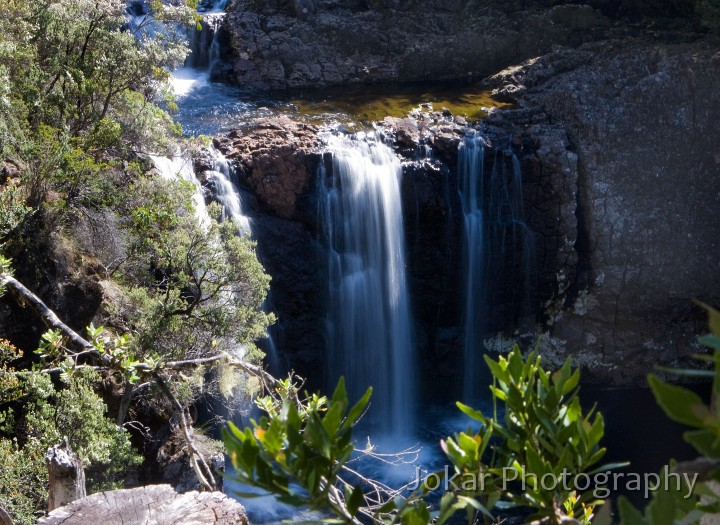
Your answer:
1,274 -> 93,351
0,505 -> 14,525
153,372 -> 217,492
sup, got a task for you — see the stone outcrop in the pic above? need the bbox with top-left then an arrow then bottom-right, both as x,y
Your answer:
222,0 -> 611,89
214,117 -> 327,377
484,39 -> 720,381
214,117 -> 323,223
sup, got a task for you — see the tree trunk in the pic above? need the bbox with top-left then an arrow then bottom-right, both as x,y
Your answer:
46,439 -> 86,512
37,485 -> 248,525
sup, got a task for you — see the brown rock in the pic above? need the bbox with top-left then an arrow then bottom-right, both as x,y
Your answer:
216,117 -> 322,220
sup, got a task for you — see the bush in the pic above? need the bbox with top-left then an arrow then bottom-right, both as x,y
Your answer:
224,347 -> 614,525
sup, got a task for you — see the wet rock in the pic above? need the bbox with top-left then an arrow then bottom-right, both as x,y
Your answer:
215,117 -> 323,224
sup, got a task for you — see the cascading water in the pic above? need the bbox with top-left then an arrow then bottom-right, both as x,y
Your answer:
457,132 -> 487,402
458,131 -> 537,402
171,0 -> 228,96
150,152 -> 211,230
204,146 -> 251,234
319,133 -> 416,438
486,150 -> 537,328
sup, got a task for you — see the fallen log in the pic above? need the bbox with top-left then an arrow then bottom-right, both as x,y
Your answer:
37,485 -> 248,525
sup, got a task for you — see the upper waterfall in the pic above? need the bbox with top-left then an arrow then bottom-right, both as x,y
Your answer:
319,133 -> 416,438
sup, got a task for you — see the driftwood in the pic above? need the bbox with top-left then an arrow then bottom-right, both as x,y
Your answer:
46,439 -> 86,511
37,485 -> 249,525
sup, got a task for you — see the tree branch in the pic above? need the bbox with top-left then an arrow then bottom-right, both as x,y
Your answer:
153,371 -> 217,492
1,273 -> 93,351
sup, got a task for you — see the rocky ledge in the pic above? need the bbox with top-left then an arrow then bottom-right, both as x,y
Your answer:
482,38 -> 720,382
209,35 -> 720,386
213,117 -> 323,223
222,0 -> 611,89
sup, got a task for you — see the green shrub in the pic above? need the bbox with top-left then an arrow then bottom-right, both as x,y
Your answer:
224,347 -> 614,525
615,305 -> 720,525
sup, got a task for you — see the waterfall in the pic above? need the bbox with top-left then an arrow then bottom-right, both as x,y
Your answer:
204,146 -> 251,234
458,132 -> 536,402
458,133 -> 486,402
186,13 -> 224,70
486,150 -> 537,328
150,153 -> 211,230
319,133 -> 416,438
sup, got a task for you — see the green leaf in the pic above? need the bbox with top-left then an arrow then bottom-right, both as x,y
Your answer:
561,368 -> 580,396
587,461 -> 630,475
342,386 -> 372,431
346,484 -> 364,516
618,496 -> 648,525
684,429 -> 720,458
330,376 -> 348,407
695,301 -> 720,337
648,374 -> 710,428
699,335 -> 720,351
483,355 -> 510,385
456,401 -> 485,423
456,495 -> 494,519
647,485 -> 676,525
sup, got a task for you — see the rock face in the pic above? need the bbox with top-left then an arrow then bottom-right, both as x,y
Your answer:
215,117 -> 323,223
37,485 -> 248,525
214,117 -> 327,376
217,36 -> 720,386
223,0 -> 611,89
485,39 -> 720,381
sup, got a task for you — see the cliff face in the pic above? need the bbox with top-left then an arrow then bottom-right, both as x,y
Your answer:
212,36 -> 720,387
485,40 -> 720,381
222,0 -> 612,89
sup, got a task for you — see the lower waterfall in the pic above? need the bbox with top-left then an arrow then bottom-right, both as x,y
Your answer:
319,133 -> 416,438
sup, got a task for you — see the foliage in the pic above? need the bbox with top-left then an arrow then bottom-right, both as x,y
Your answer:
0,0 -> 277,520
0,366 -> 141,525
0,186 -> 32,240
118,177 -> 274,362
615,305 -> 720,525
225,348 -> 614,525
446,347 -> 619,525
225,378 -> 373,515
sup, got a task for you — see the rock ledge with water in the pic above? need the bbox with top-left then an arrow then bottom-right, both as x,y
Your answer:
214,116 -> 323,222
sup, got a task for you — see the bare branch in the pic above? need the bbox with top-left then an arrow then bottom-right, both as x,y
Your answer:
153,371 -> 217,492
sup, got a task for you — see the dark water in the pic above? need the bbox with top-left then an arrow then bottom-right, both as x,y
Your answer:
172,75 -> 507,136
